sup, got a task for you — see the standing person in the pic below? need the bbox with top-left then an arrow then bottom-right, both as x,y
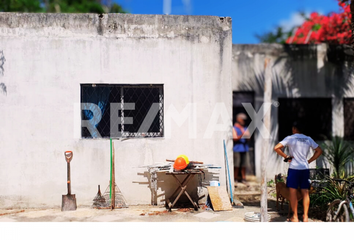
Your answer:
233,113 -> 251,187
274,122 -> 322,222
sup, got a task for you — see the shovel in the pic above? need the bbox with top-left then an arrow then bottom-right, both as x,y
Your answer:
61,151 -> 77,211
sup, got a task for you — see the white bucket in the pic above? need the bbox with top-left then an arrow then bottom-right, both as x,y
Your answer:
209,181 -> 220,186
244,212 -> 271,222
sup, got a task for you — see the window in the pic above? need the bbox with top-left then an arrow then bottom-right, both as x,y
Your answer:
81,84 -> 164,138
278,98 -> 332,141
344,98 -> 354,140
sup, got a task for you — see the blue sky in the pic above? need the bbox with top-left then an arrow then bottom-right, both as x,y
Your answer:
116,0 -> 341,44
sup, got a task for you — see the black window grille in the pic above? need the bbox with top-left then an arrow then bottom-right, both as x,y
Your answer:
81,84 -> 164,138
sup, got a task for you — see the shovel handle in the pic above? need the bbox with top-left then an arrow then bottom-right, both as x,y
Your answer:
65,151 -> 73,163
67,162 -> 71,195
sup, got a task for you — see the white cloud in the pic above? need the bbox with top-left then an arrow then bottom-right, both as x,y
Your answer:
182,0 -> 192,14
279,12 -> 310,32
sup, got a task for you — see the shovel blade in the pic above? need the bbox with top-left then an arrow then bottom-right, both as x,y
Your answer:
61,194 -> 77,211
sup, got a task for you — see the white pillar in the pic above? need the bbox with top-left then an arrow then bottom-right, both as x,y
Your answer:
260,57 -> 273,222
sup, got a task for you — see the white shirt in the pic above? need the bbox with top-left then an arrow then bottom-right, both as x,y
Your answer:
280,133 -> 319,170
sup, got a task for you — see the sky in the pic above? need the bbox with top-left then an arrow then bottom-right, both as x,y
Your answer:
115,0 -> 341,44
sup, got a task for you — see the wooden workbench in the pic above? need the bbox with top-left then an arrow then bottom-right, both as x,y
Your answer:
165,170 -> 203,211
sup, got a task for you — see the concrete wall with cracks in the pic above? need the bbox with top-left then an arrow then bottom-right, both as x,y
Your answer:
0,13 -> 232,208
0,50 -> 6,96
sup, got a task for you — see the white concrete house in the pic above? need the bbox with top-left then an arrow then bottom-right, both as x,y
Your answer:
0,13 -> 233,208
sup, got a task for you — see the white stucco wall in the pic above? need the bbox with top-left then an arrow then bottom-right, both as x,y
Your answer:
0,13 -> 233,208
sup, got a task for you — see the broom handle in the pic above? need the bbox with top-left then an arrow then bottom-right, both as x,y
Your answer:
224,140 -> 233,203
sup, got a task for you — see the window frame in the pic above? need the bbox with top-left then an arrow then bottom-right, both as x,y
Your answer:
80,83 -> 164,139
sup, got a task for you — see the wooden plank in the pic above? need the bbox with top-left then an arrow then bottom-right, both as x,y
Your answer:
166,159 -> 204,164
166,171 -> 201,175
207,186 -> 232,211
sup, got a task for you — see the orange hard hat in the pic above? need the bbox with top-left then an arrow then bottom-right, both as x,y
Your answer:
177,154 -> 189,164
173,157 -> 188,171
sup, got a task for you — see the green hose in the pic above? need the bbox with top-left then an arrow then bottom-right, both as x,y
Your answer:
110,138 -> 112,199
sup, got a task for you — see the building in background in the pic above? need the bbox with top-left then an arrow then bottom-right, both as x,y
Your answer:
232,44 -> 354,179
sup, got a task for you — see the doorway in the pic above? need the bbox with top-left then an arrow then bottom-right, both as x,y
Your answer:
232,91 -> 255,176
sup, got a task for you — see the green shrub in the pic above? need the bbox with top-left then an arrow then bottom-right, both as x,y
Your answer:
310,178 -> 347,207
267,179 -> 274,187
321,136 -> 354,178
309,177 -> 352,221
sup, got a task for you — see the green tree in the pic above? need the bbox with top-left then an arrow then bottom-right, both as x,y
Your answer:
256,12 -> 308,44
0,0 -> 127,13
47,0 -> 105,13
255,26 -> 292,44
0,0 -> 44,12
109,2 -> 126,13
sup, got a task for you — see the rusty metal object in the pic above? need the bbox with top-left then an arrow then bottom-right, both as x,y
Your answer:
61,151 -> 77,211
102,183 -> 128,208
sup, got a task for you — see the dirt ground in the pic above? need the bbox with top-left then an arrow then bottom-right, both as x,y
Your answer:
0,178 -> 323,222
0,201 -> 321,222
233,177 -> 323,222
0,199 -> 321,222
0,205 -> 254,222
